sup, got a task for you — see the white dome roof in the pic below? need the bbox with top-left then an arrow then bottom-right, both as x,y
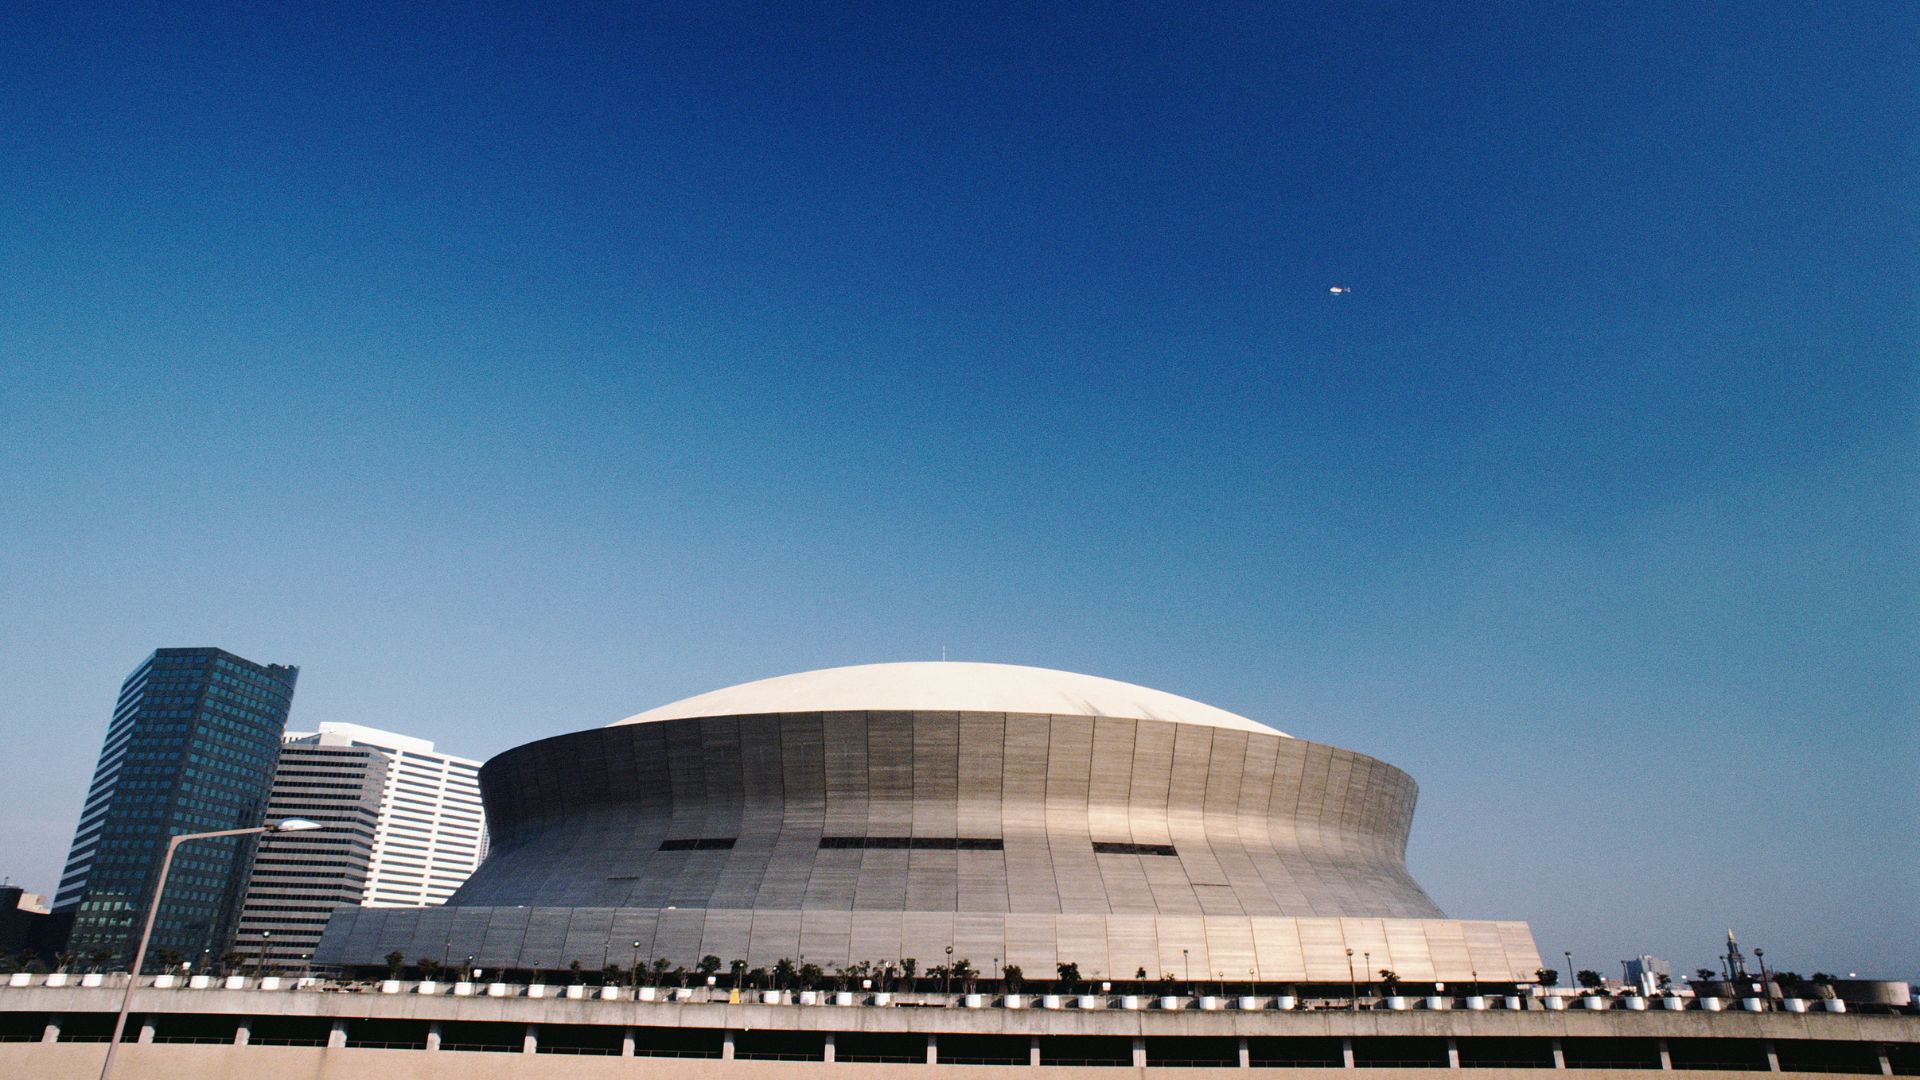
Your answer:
612,662 -> 1286,736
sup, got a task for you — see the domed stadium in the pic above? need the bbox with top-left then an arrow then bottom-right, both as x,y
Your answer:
317,662 -> 1541,983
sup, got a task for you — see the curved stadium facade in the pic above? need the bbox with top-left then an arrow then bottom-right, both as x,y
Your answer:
317,663 -> 1541,983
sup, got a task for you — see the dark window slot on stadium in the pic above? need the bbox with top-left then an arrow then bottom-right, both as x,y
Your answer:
819,836 -> 1004,850
1092,841 -> 1179,856
657,838 -> 735,851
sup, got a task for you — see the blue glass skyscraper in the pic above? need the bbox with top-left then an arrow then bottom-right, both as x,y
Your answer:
54,647 -> 297,971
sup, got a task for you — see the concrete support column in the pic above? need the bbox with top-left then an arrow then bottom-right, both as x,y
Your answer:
721,1029 -> 735,1060
622,1027 -> 634,1057
1658,1038 -> 1671,1070
425,1021 -> 441,1051
1133,1036 -> 1147,1068
1238,1037 -> 1251,1068
40,1015 -> 60,1043
823,1032 -> 835,1063
1879,1044 -> 1894,1076
233,1020 -> 250,1046
1029,1036 -> 1041,1066
1551,1038 -> 1565,1069
137,1017 -> 156,1044
1447,1038 -> 1460,1068
523,1024 -> 538,1054
1342,1037 -> 1355,1069
926,1033 -> 938,1065
1765,1040 -> 1780,1072
327,1019 -> 347,1049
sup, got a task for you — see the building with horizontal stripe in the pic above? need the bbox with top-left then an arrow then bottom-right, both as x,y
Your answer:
315,663 -> 1541,984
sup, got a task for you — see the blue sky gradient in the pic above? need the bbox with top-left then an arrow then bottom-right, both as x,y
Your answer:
2,2 -> 1914,980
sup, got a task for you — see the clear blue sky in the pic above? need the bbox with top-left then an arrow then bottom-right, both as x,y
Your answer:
2,2 -> 1913,981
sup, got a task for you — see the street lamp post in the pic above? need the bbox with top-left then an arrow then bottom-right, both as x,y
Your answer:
1565,951 -> 1574,989
99,818 -> 320,1080
1346,948 -> 1357,1011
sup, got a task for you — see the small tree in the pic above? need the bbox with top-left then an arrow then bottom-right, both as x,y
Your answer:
155,947 -> 183,971
1002,964 -> 1024,992
1135,966 -> 1148,980
729,959 -> 748,986
385,951 -> 406,978
417,958 -> 441,980
1056,961 -> 1081,990
601,964 -> 623,985
1576,969 -> 1603,990
697,955 -> 722,978
774,958 -> 797,989
1534,967 -> 1559,987
900,958 -> 917,988
89,950 -> 116,974
798,962 -> 823,990
1695,969 -> 1718,981
568,960 -> 583,984
1379,969 -> 1402,993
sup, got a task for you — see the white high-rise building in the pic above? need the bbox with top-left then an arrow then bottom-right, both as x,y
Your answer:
309,723 -> 488,908
235,723 -> 486,968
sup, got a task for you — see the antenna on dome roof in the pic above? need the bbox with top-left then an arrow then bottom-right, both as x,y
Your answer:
941,645 -> 947,661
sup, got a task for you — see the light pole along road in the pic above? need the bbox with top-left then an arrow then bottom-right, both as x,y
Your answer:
99,818 -> 322,1080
